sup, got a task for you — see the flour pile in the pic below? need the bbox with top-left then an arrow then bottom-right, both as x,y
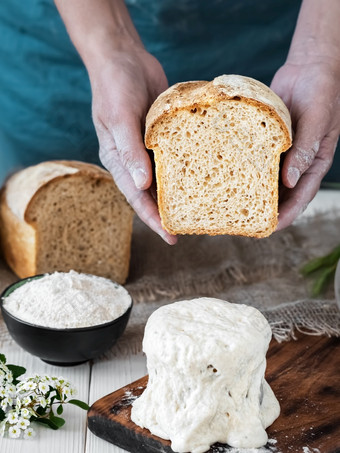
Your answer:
2,270 -> 131,328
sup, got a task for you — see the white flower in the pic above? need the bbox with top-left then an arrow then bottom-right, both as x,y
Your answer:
24,427 -> 35,439
16,382 -> 25,392
57,377 -> 66,386
0,387 -> 6,397
6,371 -> 13,383
15,397 -> 22,411
17,418 -> 30,430
23,381 -> 37,391
62,387 -> 71,398
39,396 -> 48,408
1,398 -> 9,410
20,408 -> 30,418
38,382 -> 49,394
21,396 -> 32,406
6,384 -> 16,395
7,411 -> 19,425
8,425 -> 21,439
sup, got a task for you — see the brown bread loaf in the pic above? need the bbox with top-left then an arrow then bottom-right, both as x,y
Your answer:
0,161 -> 133,283
145,75 -> 292,238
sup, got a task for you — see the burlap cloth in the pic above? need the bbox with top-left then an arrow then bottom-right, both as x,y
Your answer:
1,210 -> 340,356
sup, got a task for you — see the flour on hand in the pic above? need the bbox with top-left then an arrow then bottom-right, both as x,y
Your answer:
131,298 -> 280,453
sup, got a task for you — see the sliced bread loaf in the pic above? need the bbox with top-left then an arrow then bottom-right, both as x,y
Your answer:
145,75 -> 292,237
0,161 -> 133,283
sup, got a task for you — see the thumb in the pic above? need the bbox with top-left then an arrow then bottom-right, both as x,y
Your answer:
281,107 -> 329,188
111,113 -> 153,191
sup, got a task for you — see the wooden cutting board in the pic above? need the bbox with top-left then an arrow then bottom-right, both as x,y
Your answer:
88,334 -> 340,453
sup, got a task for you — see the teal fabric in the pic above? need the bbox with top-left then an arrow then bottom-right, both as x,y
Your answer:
0,0 -> 339,184
127,0 -> 300,87
0,0 -> 98,183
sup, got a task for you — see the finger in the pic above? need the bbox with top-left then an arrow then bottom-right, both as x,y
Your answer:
117,167 -> 177,246
99,142 -> 177,245
111,113 -> 153,191
277,134 -> 337,230
281,107 -> 330,188
270,77 -> 291,108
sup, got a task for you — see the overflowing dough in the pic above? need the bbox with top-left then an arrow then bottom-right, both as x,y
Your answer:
131,298 -> 279,453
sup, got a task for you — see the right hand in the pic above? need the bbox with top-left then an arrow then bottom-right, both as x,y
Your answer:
89,47 -> 177,245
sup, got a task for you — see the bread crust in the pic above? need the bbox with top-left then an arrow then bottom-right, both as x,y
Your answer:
23,161 -> 114,224
0,188 -> 37,278
146,75 -> 291,149
0,161 -> 133,280
145,75 -> 292,238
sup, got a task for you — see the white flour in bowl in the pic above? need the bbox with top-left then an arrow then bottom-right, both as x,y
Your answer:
2,270 -> 132,328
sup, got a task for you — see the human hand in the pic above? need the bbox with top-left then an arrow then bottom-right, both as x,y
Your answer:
89,47 -> 177,245
271,57 -> 340,230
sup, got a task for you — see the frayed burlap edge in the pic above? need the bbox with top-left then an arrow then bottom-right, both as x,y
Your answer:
264,299 -> 340,342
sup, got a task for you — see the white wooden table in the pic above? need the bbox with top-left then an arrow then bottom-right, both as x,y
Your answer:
1,189 -> 339,453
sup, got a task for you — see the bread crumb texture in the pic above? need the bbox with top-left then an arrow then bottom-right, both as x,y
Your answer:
0,161 -> 133,284
146,75 -> 292,238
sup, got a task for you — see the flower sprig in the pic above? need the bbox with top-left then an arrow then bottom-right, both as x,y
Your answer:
0,354 -> 89,439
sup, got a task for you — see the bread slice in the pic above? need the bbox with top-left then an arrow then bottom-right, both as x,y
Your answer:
0,161 -> 133,283
145,75 -> 292,238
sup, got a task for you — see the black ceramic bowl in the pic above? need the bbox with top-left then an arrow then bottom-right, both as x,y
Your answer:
0,275 -> 132,366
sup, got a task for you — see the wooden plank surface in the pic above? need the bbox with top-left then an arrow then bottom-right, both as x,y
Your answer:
86,354 -> 147,453
0,332 -> 90,453
88,335 -> 340,453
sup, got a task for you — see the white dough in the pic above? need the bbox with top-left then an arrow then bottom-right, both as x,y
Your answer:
131,298 -> 280,453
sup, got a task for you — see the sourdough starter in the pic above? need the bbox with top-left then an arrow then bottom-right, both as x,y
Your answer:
131,297 -> 279,452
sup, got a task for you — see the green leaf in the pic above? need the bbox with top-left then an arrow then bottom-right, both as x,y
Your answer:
301,256 -> 328,275
301,244 -> 340,276
49,415 -> 65,429
57,404 -> 63,415
33,418 -> 61,430
68,399 -> 90,411
321,182 -> 340,190
7,364 -> 26,382
0,408 -> 6,422
0,354 -> 6,364
55,390 -> 62,401
36,406 -> 47,416
311,264 -> 337,297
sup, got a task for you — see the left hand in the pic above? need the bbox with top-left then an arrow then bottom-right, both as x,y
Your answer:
271,57 -> 340,230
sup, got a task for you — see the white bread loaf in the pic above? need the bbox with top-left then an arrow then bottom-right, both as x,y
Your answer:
145,75 -> 292,238
0,161 -> 133,284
